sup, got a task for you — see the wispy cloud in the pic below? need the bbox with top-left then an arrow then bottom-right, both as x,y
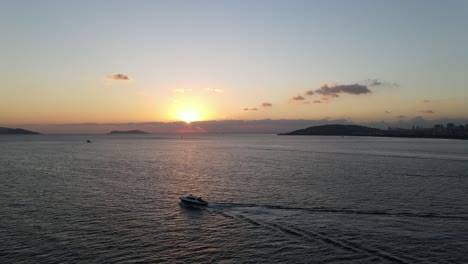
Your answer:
396,115 -> 407,119
365,79 -> 399,87
305,90 -> 314,96
261,102 -> 272,107
420,110 -> 435,114
421,100 -> 431,103
313,100 -> 322,104
205,88 -> 224,93
106,73 -> 132,81
292,95 -> 305,101
243,108 -> 258,111
385,110 -> 391,114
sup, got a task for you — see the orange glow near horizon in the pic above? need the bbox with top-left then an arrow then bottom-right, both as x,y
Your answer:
177,108 -> 200,123
169,98 -> 210,123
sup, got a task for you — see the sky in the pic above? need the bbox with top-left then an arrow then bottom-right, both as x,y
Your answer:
1,0 -> 467,133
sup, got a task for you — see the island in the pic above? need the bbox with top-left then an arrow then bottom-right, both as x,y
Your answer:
279,125 -> 385,136
0,127 -> 40,135
107,130 -> 150,135
279,124 -> 468,140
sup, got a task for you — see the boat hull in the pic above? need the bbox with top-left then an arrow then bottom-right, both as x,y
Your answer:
179,198 -> 208,206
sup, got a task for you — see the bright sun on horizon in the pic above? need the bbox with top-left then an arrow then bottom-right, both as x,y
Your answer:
171,98 -> 210,124
176,108 -> 200,123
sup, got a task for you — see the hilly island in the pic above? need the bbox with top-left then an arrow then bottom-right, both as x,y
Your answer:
279,124 -> 468,140
0,127 -> 40,135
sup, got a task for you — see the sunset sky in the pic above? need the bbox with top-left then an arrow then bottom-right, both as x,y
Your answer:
1,0 -> 467,133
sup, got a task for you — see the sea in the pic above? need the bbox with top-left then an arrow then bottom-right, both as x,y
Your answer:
1,134 -> 467,263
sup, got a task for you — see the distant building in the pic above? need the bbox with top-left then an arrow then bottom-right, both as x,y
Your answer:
447,123 -> 455,135
434,124 -> 443,135
387,123 -> 466,138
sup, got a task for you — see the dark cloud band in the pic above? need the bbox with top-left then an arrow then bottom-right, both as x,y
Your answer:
315,84 -> 372,97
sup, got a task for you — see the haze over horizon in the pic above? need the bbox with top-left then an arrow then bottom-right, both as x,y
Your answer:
7,117 -> 468,135
2,0 -> 467,133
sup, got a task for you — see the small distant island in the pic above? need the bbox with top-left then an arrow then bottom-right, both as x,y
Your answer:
107,130 -> 150,135
279,124 -> 468,140
0,127 -> 40,135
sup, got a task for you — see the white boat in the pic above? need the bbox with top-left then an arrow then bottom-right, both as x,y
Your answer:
179,194 -> 208,206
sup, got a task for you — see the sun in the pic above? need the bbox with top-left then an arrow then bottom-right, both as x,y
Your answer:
177,109 -> 200,123
170,98 -> 209,123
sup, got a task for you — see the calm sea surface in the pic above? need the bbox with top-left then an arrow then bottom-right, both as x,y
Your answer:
1,134 -> 467,263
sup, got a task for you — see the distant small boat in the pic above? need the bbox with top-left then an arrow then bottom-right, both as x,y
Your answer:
179,194 -> 208,206
86,140 -> 92,143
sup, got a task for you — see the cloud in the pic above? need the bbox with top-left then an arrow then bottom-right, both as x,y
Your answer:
396,115 -> 407,119
205,88 -> 224,93
292,95 -> 305,101
366,79 -> 383,86
297,79 -> 396,102
261,102 -> 272,107
320,95 -> 336,101
313,100 -> 322,104
365,79 -> 399,87
421,100 -> 431,103
420,110 -> 435,114
106,73 -> 132,81
315,84 -> 372,98
385,110 -> 391,114
174,89 -> 187,93
243,108 -> 258,111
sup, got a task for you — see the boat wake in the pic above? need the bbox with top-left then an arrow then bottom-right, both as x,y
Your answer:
210,203 -> 468,221
202,204 -> 434,264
